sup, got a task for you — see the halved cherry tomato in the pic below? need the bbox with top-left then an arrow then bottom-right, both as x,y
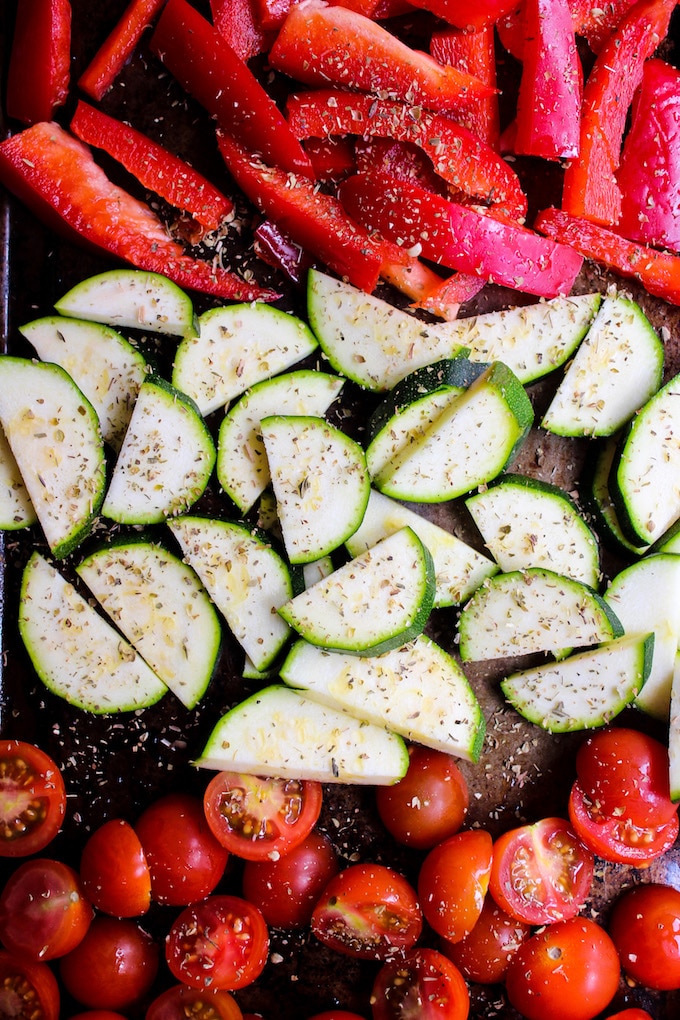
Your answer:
166,895 -> 269,990
311,863 -> 422,961
203,772 -> 323,862
79,818 -> 151,918
0,950 -> 60,1020
145,983 -> 244,1020
441,894 -> 531,984
0,857 -> 92,961
488,817 -> 594,925
306,1014 -> 367,1020
569,782 -> 679,865
608,883 -> 680,990
417,829 -> 493,942
370,947 -> 469,1020
0,740 -> 66,857
59,916 -> 158,1010
242,830 -> 339,928
68,1014 -> 129,1020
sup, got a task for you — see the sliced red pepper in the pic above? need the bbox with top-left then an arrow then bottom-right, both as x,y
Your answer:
340,170 -> 583,298
78,0 -> 165,101
6,0 -> 71,125
286,90 -> 526,221
0,122 -> 277,303
535,205 -> 680,305
430,26 -> 500,151
303,137 -> 357,181
149,0 -> 313,179
498,0 -> 638,58
254,220 -> 312,283
217,131 -> 410,293
210,0 -> 275,61
254,0 -> 294,29
402,0 -> 517,30
70,101 -> 233,236
354,137 -> 449,197
561,0 -> 676,227
268,0 -> 496,113
616,59 -> 680,251
513,0 -> 581,160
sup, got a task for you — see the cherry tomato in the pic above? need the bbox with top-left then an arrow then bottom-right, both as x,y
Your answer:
242,829 -> 339,928
505,917 -> 620,1020
306,1014 -> 367,1020
166,895 -> 269,990
417,829 -> 492,942
204,772 -> 323,861
605,1011 -> 654,1020
569,781 -> 679,865
0,857 -> 92,960
79,818 -> 151,917
370,947 -> 469,1020
145,983 -> 244,1020
59,915 -> 159,1010
608,883 -> 680,990
441,894 -> 531,984
69,1014 -> 129,1019
135,792 -> 229,906
311,863 -> 422,961
375,746 -> 468,850
0,740 -> 66,857
488,817 -> 594,925
0,949 -> 60,1020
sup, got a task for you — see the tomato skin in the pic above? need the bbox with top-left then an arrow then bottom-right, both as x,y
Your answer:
0,740 -> 66,857
608,883 -> 680,990
203,772 -> 323,862
0,949 -> 60,1020
242,830 -> 339,928
311,863 -> 422,961
505,917 -> 620,1020
135,792 -> 229,906
166,894 -> 269,991
145,983 -> 244,1020
69,1014 -> 129,1020
370,947 -> 469,1020
605,1011 -> 654,1020
306,1014 -> 367,1020
79,818 -> 151,917
417,829 -> 492,942
569,781 -> 679,865
375,746 -> 468,850
59,915 -> 159,1010
0,857 -> 92,960
441,894 -> 531,984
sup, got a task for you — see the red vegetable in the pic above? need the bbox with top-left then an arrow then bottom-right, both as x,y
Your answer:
442,895 -> 531,984
404,0 -> 517,30
417,829 -> 493,942
430,25 -> 500,150
0,951 -> 60,1020
210,0 -> 275,61
609,884 -> 680,990
0,740 -> 66,858
6,0 -> 71,126
0,858 -> 92,961
78,0 -> 165,101
79,819 -> 151,918
371,948 -> 470,1020
59,916 -> 159,1010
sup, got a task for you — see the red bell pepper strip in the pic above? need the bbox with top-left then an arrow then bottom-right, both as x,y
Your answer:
513,0 -> 581,161
286,90 -> 527,221
340,170 -> 583,298
78,0 -> 166,101
535,206 -> 680,305
0,123 -> 277,303
616,59 -> 680,251
210,0 -> 274,61
70,101 -> 233,236
498,0 -> 638,58
6,0 -> 71,126
217,131 -> 411,293
354,138 -> 449,197
268,0 -> 496,113
254,220 -> 312,283
303,137 -> 357,181
255,0 -> 295,29
561,0 -> 677,227
149,0 -> 313,179
401,0 -> 517,30
430,26 -> 500,151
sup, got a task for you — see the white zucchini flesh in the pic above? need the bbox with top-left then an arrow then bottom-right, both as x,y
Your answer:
668,652 -> 680,801
458,568 -> 622,662
195,684 -> 409,784
302,555 -> 335,589
54,269 -> 196,338
280,635 -> 485,762
102,377 -> 215,525
465,474 -> 601,587
172,303 -> 318,416
278,526 -> 435,656
0,357 -> 105,558
19,315 -> 148,452
0,428 -> 36,530
604,553 -> 680,721
501,633 -> 654,733
541,294 -> 664,437
261,414 -> 370,564
168,516 -> 293,672
306,270 -> 469,391
366,387 -> 465,481
19,552 -> 168,713
346,489 -> 497,607
76,541 -> 222,709
217,370 -> 344,513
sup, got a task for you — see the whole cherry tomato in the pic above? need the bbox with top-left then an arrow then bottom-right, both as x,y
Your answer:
608,883 -> 680,990
0,857 -> 92,960
59,915 -> 159,1010
417,829 -> 492,942
79,818 -> 151,917
0,950 -> 60,1020
442,894 -> 531,983
0,740 -> 66,857
370,947 -> 469,1020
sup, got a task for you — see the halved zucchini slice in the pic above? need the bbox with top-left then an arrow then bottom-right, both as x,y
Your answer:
0,428 -> 36,530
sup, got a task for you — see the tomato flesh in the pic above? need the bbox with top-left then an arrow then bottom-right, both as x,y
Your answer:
0,950 -> 60,1020
0,857 -> 92,961
0,741 -> 66,857
569,782 -> 679,865
371,947 -> 469,1020
608,883 -> 680,990
145,983 -> 245,1020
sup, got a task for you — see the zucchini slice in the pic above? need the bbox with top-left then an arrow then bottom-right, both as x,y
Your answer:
217,370 -> 344,513
501,634 -> 654,733
195,684 -> 409,784
102,376 -> 215,525
278,526 -> 435,656
54,269 -> 196,337
0,428 -> 36,530
173,304 -> 318,416
19,315 -> 148,451
541,294 -> 664,437
0,357 -> 105,558
280,635 -> 485,762
77,539 -> 221,709
583,439 -> 649,558
669,652 -> 680,802
19,551 -> 168,714
168,516 -> 293,672
458,568 -> 622,662
261,414 -> 370,564
465,474 -> 601,587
